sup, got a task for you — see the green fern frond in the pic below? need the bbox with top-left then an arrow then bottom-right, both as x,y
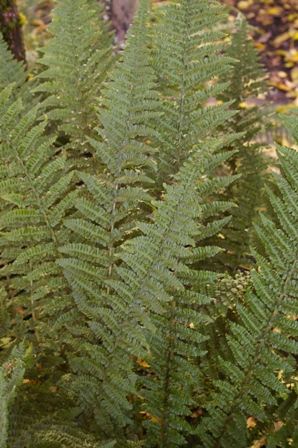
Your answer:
0,33 -> 27,92
214,17 -> 269,273
0,344 -> 29,448
34,0 -> 114,158
117,148 -> 236,446
49,0 -> 162,436
195,144 -> 298,447
150,0 -> 236,181
0,84 -> 73,359
279,108 -> 298,143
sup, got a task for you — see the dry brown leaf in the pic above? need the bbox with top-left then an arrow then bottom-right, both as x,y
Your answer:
252,436 -> 267,448
247,416 -> 257,428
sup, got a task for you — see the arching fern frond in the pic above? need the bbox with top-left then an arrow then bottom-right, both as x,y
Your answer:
115,146 -> 237,446
51,0 -> 161,437
195,144 -> 298,447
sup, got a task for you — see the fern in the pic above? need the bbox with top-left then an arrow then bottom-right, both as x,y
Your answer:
35,0 -> 114,159
0,33 -> 27,92
1,1 -> 297,446
0,344 -> 28,448
127,145 -> 236,447
150,0 -> 237,183
195,142 -> 298,447
214,17 -> 269,273
50,0 -> 162,437
0,83 -> 75,376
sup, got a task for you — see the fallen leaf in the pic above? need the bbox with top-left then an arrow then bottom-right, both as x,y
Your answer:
238,0 -> 252,10
23,379 -> 41,385
267,6 -> 283,15
268,81 -> 292,92
247,416 -> 257,428
273,32 -> 290,45
274,421 -> 285,431
137,356 -> 150,368
278,71 -> 287,78
191,408 -> 203,418
139,411 -> 163,424
252,436 -> 266,448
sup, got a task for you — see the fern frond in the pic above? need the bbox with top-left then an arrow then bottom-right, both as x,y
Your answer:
118,148 -> 236,446
0,33 -> 27,92
34,0 -> 114,158
0,85 -> 73,361
150,0 -> 236,182
50,0 -> 162,436
195,144 -> 298,447
214,18 -> 269,272
0,344 -> 28,448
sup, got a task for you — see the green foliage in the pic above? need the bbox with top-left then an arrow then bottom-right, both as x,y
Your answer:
0,1 -> 297,447
0,33 -> 27,91
213,17 -> 270,273
0,345 -> 28,448
34,0 -> 114,160
150,0 -> 237,182
195,141 -> 298,447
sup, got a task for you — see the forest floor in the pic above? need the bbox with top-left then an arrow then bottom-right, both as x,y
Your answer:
222,0 -> 298,109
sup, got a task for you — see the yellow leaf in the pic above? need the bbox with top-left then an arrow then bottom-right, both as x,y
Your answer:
189,322 -> 195,329
254,42 -> 265,51
267,6 -> 283,15
278,71 -> 287,78
247,416 -> 257,428
273,32 -> 290,45
289,52 -> 298,63
23,379 -> 41,385
139,411 -> 163,424
238,0 -> 252,10
268,81 -> 292,92
137,356 -> 150,368
273,327 -> 281,333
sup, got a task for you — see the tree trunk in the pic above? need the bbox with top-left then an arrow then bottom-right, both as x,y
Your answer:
0,0 -> 26,63
111,0 -> 138,43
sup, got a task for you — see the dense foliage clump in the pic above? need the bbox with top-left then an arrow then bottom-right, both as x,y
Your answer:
0,1 -> 297,447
